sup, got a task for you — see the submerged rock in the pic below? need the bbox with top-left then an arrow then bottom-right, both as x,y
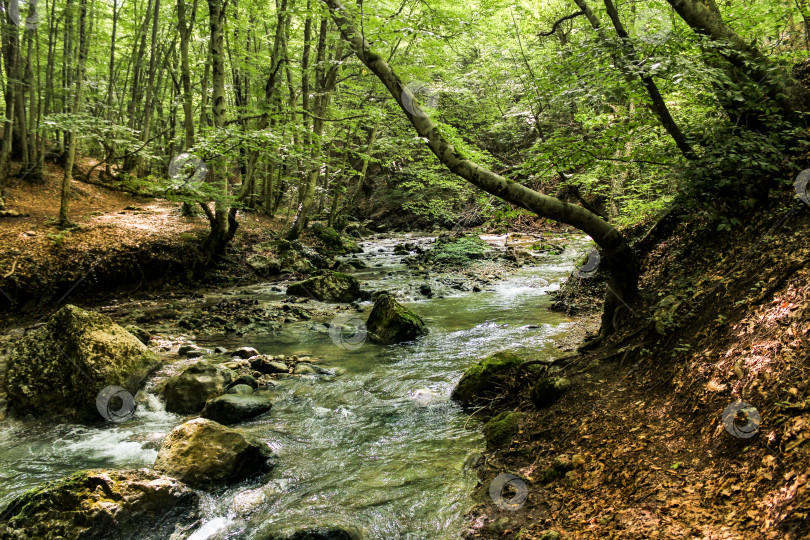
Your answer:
0,469 -> 200,540
230,346 -> 260,359
286,271 -> 361,303
163,362 -> 234,415
451,351 -> 524,408
4,304 -> 161,422
264,527 -> 360,540
153,418 -> 274,490
483,411 -> 526,447
365,293 -> 428,345
201,393 -> 273,425
530,377 -> 570,409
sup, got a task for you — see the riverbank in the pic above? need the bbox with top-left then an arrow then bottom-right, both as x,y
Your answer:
463,199 -> 810,540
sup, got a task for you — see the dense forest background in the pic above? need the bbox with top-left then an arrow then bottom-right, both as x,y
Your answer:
1,0 -> 808,250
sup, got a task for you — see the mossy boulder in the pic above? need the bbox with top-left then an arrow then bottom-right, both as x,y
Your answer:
451,351 -> 524,407
0,469 -> 200,539
311,223 -> 362,255
365,293 -> 428,344
483,411 -> 526,447
4,305 -> 161,422
286,271 -> 361,303
201,393 -> 273,425
153,418 -> 275,490
163,362 -> 234,415
530,377 -> 570,409
251,240 -> 317,275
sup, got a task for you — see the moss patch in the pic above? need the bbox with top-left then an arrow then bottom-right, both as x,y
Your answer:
430,234 -> 489,266
483,411 -> 525,447
366,293 -> 428,344
451,351 -> 524,408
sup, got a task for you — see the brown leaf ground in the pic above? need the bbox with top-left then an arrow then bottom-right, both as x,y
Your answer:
464,202 -> 810,540
0,159 -> 286,323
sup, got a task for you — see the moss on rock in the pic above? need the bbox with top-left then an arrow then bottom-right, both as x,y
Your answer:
153,418 -> 275,490
4,305 -> 161,422
0,469 -> 200,539
286,271 -> 361,303
530,377 -> 570,409
311,223 -> 362,255
430,234 -> 489,266
366,293 -> 428,344
451,351 -> 524,408
483,411 -> 525,447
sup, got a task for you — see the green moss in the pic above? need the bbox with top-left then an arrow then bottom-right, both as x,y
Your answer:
311,223 -> 362,255
483,411 -> 525,447
530,377 -> 570,410
451,351 -> 524,407
430,235 -> 489,266
286,271 -> 361,303
366,294 -> 428,344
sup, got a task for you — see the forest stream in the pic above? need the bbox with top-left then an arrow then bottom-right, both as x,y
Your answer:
0,233 -> 588,539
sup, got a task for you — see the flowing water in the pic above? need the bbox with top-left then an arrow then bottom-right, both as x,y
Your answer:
0,233 -> 587,539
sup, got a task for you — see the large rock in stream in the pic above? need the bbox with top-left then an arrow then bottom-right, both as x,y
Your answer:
162,361 -> 234,415
153,418 -> 275,490
451,351 -> 524,408
310,223 -> 362,255
201,393 -> 273,425
0,469 -> 200,540
4,305 -> 161,422
286,271 -> 361,303
365,293 -> 428,345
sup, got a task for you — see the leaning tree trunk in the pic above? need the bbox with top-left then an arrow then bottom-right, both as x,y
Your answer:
667,0 -> 810,123
322,0 -> 639,339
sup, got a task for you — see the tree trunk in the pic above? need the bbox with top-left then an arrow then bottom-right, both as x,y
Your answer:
59,0 -> 90,227
178,0 -> 198,150
0,0 -> 20,198
667,0 -> 810,123
202,0 -> 238,259
574,0 -> 696,160
323,0 -> 639,338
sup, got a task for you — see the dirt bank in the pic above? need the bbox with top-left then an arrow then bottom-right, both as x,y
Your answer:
464,199 -> 810,540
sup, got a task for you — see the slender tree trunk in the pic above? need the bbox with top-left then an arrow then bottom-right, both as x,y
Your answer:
201,0 -> 238,259
573,0 -> 696,160
324,0 -> 639,338
59,0 -> 90,226
288,16 -> 342,239
0,0 -> 21,201
178,0 -> 198,150
136,0 -> 161,175
667,0 -> 810,123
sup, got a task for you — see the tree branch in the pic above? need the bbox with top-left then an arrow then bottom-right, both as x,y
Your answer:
538,11 -> 584,37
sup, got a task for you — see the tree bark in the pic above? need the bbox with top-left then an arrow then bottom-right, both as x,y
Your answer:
323,0 -> 639,338
59,0 -> 90,226
202,0 -> 238,259
667,0 -> 810,123
573,0 -> 696,160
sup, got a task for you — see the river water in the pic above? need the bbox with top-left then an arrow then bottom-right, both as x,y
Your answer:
0,233 -> 586,539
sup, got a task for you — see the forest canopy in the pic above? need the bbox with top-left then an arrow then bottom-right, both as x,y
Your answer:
0,0 -> 806,244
